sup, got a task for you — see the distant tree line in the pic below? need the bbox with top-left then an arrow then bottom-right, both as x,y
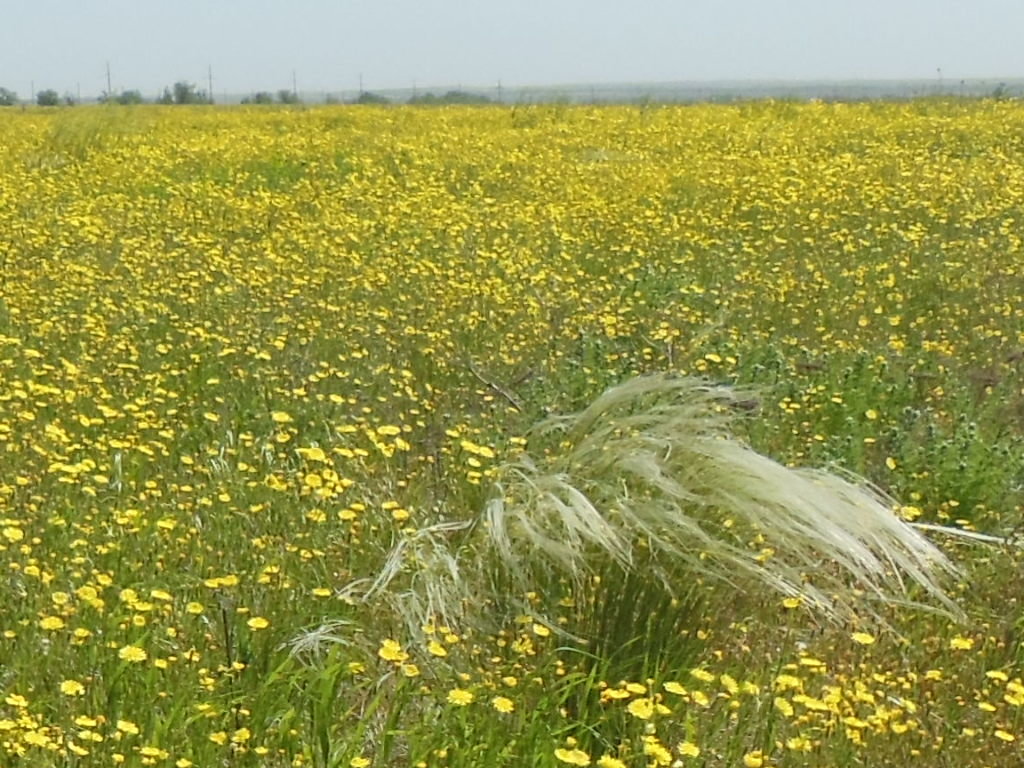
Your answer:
112,90 -> 145,105
241,90 -> 299,105
341,90 -> 493,105
90,82 -> 209,105
156,81 -> 212,105
0,87 -> 77,106
0,81 -> 215,106
236,88 -> 494,106
407,90 -> 492,105
0,83 -> 496,107
1,79 -> 1021,107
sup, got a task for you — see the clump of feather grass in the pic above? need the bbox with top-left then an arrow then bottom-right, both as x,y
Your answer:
345,374 -> 963,637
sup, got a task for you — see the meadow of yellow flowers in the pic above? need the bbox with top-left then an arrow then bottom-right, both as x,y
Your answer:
0,101 -> 1023,766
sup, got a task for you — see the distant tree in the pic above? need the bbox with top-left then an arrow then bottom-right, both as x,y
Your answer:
277,89 -> 300,104
441,90 -> 492,104
156,87 -> 174,105
36,89 -> 60,106
0,87 -> 18,106
353,91 -> 390,105
407,92 -> 440,105
117,90 -> 144,105
171,81 -> 209,105
241,91 -> 275,105
173,81 -> 193,104
408,90 -> 491,105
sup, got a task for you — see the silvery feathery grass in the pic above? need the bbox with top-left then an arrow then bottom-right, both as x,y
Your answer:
487,374 -> 961,618
355,374 -> 961,636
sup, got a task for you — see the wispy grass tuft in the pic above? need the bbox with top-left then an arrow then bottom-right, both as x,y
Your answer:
486,374 -> 961,621
356,374 -> 963,640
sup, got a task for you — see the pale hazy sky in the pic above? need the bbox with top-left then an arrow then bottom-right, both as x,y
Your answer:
2,0 -> 1021,97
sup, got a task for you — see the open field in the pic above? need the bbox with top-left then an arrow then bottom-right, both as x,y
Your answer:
1,102 -> 1024,766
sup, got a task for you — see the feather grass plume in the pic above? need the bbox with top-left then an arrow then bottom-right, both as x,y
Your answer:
349,374 -> 961,637
486,374 -> 960,621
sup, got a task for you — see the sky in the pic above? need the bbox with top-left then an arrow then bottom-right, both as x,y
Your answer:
2,0 -> 1022,98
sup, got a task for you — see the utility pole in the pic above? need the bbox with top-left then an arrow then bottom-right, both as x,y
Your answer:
208,65 -> 214,104
358,72 -> 364,96
106,61 -> 112,99
497,79 -> 503,103
30,80 -> 34,104
292,70 -> 298,100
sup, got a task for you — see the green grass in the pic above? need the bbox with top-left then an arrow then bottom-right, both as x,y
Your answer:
0,102 -> 1023,766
